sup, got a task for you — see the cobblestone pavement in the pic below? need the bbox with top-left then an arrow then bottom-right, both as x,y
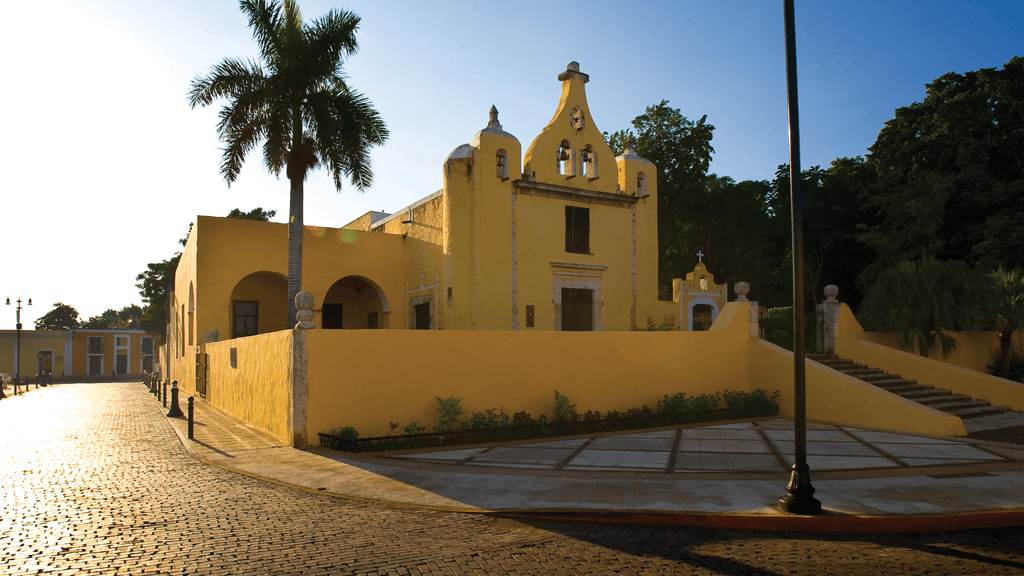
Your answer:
3,383 -> 1024,576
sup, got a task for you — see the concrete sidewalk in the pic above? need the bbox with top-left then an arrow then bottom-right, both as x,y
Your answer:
162,392 -> 1024,532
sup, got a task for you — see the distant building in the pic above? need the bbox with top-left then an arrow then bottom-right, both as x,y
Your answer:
0,329 -> 157,379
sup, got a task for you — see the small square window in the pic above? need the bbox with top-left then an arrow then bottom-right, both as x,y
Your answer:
233,301 -> 259,338
565,206 -> 590,254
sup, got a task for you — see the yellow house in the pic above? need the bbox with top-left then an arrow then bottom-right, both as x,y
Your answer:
168,61 -> 722,367
0,329 -> 157,378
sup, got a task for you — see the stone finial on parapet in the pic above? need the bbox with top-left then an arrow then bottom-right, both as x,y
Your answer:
295,291 -> 315,330
734,281 -> 759,337
818,285 -> 840,354
734,281 -> 750,302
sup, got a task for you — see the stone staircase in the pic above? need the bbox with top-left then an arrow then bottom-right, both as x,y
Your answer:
807,354 -> 1011,419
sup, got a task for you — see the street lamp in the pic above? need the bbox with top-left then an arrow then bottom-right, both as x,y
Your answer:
778,0 -> 821,515
6,296 -> 33,395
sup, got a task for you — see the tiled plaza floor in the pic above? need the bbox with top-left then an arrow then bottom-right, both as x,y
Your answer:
385,420 -> 1014,474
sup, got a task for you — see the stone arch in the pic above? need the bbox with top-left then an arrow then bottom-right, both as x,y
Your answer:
322,275 -> 390,329
496,148 -> 508,180
229,271 -> 288,338
581,144 -> 597,179
687,297 -> 719,331
557,140 -> 575,177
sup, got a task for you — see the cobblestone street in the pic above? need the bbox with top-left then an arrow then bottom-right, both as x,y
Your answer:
3,383 -> 1024,575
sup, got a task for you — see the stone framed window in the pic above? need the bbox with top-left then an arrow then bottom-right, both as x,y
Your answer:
564,206 -> 590,254
409,294 -> 433,330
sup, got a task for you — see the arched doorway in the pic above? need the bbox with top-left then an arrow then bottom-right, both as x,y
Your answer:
687,297 -> 720,332
229,272 -> 288,338
322,276 -> 388,329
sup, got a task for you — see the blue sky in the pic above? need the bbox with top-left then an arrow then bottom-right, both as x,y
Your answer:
2,0 -> 1020,328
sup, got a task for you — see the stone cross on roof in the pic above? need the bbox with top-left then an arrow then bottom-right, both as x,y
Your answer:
697,250 -> 704,263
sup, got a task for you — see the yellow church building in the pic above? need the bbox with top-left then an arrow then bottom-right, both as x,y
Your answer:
167,61 -> 729,364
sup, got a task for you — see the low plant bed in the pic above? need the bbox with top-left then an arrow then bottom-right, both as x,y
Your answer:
318,389 -> 779,453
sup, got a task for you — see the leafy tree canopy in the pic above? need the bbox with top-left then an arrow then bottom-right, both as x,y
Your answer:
34,303 -> 80,331
858,257 -> 985,358
607,100 -> 715,291
859,56 -> 1024,290
226,207 -> 276,221
82,305 -> 143,330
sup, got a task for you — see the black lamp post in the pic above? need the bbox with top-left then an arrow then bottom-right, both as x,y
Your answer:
778,0 -> 821,515
7,296 -> 32,395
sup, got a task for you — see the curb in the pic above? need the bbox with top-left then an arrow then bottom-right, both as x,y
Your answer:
492,509 -> 1024,533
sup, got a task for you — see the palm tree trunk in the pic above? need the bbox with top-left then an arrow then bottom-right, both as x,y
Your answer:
286,109 -> 304,329
287,175 -> 303,329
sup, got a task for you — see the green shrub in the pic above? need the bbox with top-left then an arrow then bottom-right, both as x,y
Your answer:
461,408 -> 513,430
656,392 -> 721,421
433,396 -> 464,434
403,421 -> 424,435
329,426 -> 359,440
553,390 -> 578,423
722,389 -> 780,418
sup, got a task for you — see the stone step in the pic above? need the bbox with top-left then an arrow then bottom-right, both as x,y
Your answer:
872,380 -> 922,391
926,398 -> 997,412
915,393 -> 975,406
838,368 -> 887,377
947,405 -> 1013,419
899,388 -> 954,400
856,372 -> 903,382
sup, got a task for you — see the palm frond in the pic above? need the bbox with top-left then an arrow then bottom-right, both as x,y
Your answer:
240,0 -> 283,67
188,58 -> 266,108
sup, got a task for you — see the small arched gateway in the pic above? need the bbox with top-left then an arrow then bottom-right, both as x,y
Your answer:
673,259 -> 728,331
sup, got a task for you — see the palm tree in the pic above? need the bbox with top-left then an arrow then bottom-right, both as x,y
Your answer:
189,0 -> 388,327
858,257 -> 984,358
987,267 -> 1024,379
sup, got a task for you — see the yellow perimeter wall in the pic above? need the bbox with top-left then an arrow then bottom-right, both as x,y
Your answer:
304,302 -> 751,439
855,328 -> 1024,375
189,301 -> 985,446
836,304 -> 1024,415
203,331 -> 294,444
750,339 -> 965,437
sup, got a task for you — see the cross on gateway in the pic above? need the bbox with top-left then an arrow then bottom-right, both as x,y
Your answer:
696,250 -> 704,263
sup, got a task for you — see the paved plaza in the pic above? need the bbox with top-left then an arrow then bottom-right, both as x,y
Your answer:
4,382 -> 1024,575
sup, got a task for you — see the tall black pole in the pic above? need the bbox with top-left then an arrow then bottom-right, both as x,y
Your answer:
779,0 -> 821,515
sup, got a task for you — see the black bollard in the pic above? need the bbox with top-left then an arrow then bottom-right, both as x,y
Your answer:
187,396 -> 194,440
166,380 -> 183,418
162,381 -> 168,408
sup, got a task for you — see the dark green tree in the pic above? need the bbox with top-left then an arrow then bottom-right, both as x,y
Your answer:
608,100 -> 714,294
986,267 -> 1024,379
81,306 -> 142,330
859,57 -> 1024,290
34,303 -> 80,330
189,0 -> 388,327
858,258 -> 984,358
226,207 -> 277,221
